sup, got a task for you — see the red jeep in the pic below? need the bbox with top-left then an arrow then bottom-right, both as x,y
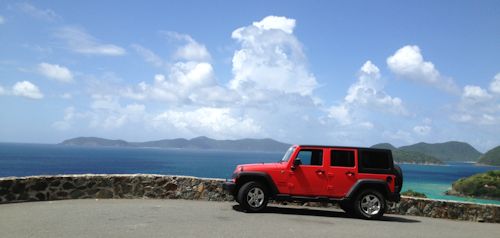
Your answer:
224,145 -> 403,219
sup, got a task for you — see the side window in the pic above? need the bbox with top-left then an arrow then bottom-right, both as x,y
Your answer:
359,150 -> 391,169
296,149 -> 323,166
331,150 -> 355,167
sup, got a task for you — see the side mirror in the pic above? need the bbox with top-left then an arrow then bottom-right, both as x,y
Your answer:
292,158 -> 301,170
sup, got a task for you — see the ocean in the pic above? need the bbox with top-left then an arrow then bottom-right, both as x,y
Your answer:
0,143 -> 498,205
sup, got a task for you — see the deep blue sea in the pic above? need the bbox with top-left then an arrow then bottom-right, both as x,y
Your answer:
0,143 -> 498,205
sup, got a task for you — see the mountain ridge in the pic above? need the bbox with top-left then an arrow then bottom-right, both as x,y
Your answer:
478,146 -> 500,166
399,141 -> 482,162
60,136 -> 292,152
371,143 -> 444,165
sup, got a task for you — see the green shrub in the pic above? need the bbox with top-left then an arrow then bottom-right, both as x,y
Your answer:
401,189 -> 427,198
451,170 -> 500,199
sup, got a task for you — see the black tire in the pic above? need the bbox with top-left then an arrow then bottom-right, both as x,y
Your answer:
354,189 -> 386,220
394,165 -> 404,193
339,201 -> 354,215
237,181 -> 269,213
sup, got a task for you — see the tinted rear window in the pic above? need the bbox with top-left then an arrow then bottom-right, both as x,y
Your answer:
358,149 -> 393,173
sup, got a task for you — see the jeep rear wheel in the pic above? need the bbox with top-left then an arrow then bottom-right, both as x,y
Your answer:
354,189 -> 386,219
237,181 -> 268,212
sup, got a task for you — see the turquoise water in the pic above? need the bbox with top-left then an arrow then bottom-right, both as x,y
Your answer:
0,143 -> 498,205
400,163 -> 500,205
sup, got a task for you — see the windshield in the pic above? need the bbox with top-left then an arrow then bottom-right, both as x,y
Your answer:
280,146 -> 296,162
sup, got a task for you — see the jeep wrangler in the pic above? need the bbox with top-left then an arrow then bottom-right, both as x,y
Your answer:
224,145 -> 403,219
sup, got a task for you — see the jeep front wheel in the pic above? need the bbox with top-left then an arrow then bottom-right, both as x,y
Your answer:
237,181 -> 268,212
354,189 -> 386,219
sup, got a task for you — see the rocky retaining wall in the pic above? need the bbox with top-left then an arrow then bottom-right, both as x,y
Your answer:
0,174 -> 498,223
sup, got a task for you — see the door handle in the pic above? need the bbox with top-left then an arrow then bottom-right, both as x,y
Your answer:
316,169 -> 325,175
345,171 -> 355,177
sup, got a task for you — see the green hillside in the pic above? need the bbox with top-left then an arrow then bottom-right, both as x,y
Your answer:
478,146 -> 500,166
399,141 -> 482,162
448,170 -> 500,200
370,143 -> 397,150
371,143 -> 443,164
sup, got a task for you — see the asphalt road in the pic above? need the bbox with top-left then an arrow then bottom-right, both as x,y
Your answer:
0,199 -> 498,238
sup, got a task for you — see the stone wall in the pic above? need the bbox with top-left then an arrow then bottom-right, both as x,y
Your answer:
0,174 -> 233,203
0,174 -> 498,223
387,197 -> 499,223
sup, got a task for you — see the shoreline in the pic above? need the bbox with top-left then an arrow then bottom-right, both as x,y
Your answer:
445,189 -> 500,202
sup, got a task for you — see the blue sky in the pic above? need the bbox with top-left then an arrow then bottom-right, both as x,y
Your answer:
0,1 -> 499,151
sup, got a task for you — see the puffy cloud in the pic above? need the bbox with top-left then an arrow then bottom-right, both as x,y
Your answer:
462,85 -> 491,102
452,75 -> 500,126
12,81 -> 44,99
489,73 -> 500,94
131,44 -> 166,68
328,61 -> 407,125
229,15 -> 317,96
16,2 -> 59,21
252,15 -> 296,34
387,45 -> 458,93
37,62 -> 73,82
55,26 -> 126,56
125,33 -> 238,105
152,107 -> 261,139
328,104 -> 351,126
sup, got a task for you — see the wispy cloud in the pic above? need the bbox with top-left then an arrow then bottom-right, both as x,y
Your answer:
16,2 -> 60,21
0,15 -> 5,24
55,26 -> 126,56
131,44 -> 166,67
37,62 -> 74,83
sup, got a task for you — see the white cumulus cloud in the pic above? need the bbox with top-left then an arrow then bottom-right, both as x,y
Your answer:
387,45 -> 458,93
55,26 -> 126,56
252,15 -> 296,34
152,107 -> 261,139
12,81 -> 44,99
462,85 -> 491,102
229,15 -> 317,96
489,73 -> 500,94
37,62 -> 73,82
452,74 -> 500,126
328,61 -> 407,125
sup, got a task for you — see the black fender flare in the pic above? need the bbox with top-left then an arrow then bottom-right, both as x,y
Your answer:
345,179 -> 391,199
235,172 -> 279,196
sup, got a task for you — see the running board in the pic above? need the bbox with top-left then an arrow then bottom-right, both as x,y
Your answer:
273,194 -> 345,203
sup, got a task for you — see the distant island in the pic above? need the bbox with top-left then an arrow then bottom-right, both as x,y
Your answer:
446,170 -> 500,200
60,136 -> 291,152
478,145 -> 500,166
60,137 -> 490,165
398,141 -> 482,162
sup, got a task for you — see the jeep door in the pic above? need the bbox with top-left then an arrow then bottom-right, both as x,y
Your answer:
327,148 -> 358,197
287,148 -> 328,196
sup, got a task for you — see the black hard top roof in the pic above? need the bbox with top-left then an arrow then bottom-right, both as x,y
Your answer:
295,145 -> 391,151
